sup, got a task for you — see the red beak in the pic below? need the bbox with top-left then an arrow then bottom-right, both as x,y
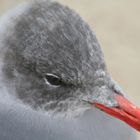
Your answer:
92,95 -> 140,132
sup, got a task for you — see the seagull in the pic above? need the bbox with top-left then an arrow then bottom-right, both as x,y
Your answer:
0,0 -> 139,139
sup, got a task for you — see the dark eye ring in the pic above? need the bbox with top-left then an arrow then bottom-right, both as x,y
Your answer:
44,73 -> 62,87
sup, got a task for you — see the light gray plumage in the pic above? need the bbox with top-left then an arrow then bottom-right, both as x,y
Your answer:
0,0 -> 136,140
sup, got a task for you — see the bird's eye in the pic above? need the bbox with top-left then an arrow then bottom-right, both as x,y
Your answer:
44,73 -> 62,87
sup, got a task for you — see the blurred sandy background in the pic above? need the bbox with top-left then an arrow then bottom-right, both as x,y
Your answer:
0,0 -> 140,138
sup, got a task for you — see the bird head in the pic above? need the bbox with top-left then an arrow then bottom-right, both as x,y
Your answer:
1,0 -> 140,131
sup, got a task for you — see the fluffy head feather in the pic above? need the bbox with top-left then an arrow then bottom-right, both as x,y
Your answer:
1,0 -> 122,116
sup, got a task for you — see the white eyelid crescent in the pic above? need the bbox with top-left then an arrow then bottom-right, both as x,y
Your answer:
45,73 -> 60,78
44,73 -> 60,87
